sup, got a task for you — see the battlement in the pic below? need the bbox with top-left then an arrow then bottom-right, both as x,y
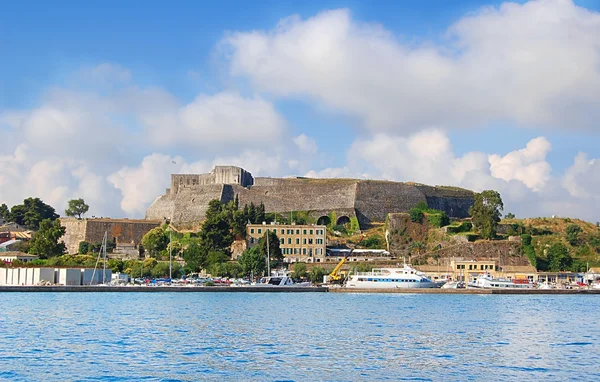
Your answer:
171,166 -> 254,193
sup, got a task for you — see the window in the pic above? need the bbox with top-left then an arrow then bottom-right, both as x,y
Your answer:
303,248 -> 306,255
288,238 -> 291,244
280,238 -> 284,244
310,230 -> 313,235
281,229 -> 284,234
303,229 -> 307,234
296,238 -> 300,244
303,238 -> 307,244
308,239 -> 313,244
309,249 -> 313,256
258,228 -> 262,234
250,238 -> 254,244
250,228 -> 254,234
296,229 -> 300,234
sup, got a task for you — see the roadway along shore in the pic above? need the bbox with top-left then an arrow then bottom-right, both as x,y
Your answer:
1,286 -> 600,294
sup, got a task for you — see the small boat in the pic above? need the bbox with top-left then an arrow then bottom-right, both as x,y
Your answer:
345,264 -> 443,289
441,280 -> 466,289
252,275 -> 312,287
469,273 -> 534,289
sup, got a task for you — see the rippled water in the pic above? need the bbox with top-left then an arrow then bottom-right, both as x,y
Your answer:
0,293 -> 598,381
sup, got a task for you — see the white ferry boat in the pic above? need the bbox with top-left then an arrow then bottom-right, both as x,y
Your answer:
345,264 -> 443,289
469,273 -> 534,289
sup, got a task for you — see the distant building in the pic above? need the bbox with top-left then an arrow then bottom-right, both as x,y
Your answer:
325,248 -> 392,263
246,223 -> 327,263
0,251 -> 39,263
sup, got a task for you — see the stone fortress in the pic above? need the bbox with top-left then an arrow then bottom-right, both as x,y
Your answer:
146,166 -> 475,228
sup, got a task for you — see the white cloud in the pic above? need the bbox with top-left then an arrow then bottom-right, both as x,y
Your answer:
107,154 -> 206,216
224,0 -> 600,131
293,134 -> 318,154
488,137 -> 552,191
563,152 -> 600,200
140,91 -> 286,149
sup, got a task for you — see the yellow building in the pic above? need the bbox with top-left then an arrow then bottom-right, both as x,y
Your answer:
415,260 -> 537,283
246,223 -> 326,263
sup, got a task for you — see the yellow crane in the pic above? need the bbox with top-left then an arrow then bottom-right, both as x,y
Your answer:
327,236 -> 365,284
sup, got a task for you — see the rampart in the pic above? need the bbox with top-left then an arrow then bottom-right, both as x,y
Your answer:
146,166 -> 475,227
59,218 -> 162,255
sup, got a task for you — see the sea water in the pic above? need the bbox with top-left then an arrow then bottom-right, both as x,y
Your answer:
0,293 -> 598,381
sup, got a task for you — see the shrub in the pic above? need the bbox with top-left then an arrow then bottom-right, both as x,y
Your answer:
409,208 -> 424,223
427,212 -> 450,228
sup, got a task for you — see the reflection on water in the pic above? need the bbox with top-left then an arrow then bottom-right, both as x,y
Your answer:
0,293 -> 598,381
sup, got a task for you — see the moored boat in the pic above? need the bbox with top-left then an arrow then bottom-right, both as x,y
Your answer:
345,264 -> 443,289
469,273 -> 534,289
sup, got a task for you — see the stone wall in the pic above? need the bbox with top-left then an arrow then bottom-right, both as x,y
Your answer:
60,218 -> 161,255
415,185 -> 474,219
145,166 -> 475,227
355,182 -> 427,225
59,219 -> 87,255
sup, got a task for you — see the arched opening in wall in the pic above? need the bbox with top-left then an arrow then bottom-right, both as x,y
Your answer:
336,216 -> 350,226
317,216 -> 331,226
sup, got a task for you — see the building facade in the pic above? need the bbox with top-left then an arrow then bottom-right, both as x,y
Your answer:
246,223 -> 327,263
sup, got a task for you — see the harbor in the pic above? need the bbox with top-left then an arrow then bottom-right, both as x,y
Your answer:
1,285 -> 599,294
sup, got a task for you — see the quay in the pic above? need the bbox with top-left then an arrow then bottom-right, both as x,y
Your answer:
0,285 -> 599,294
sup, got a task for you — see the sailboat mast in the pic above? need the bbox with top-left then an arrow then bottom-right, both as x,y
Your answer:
266,230 -> 271,277
103,231 -> 107,284
169,230 -> 172,280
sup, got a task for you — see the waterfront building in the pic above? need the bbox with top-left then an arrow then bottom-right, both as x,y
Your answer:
246,223 -> 326,263
0,251 -> 39,263
414,260 -> 537,283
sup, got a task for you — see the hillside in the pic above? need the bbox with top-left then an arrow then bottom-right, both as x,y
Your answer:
349,214 -> 600,271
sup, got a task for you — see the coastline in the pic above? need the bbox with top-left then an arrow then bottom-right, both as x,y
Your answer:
1,285 -> 599,294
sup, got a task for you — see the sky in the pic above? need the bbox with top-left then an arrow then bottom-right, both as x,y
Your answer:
1,0 -> 599,222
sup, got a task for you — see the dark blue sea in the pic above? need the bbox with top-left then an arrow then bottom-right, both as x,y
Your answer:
0,293 -> 598,381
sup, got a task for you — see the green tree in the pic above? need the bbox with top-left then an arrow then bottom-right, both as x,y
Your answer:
505,212 -> 516,219
238,246 -> 266,278
565,224 -> 582,246
409,208 -> 424,223
198,212 -> 233,256
141,227 -> 169,257
469,190 -> 504,239
151,262 -> 172,278
0,203 -> 9,220
10,197 -> 59,230
546,242 -> 572,272
308,267 -> 327,283
291,262 -> 307,280
65,198 -> 89,219
78,241 -> 90,255
28,219 -> 66,259
183,242 -> 205,274
259,230 -> 283,268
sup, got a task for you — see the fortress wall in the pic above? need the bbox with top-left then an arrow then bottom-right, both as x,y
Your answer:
145,195 -> 176,221
170,184 -> 226,223
60,218 -> 88,254
60,218 -> 161,254
415,185 -> 474,218
84,219 -> 161,246
237,179 -> 357,213
354,181 -> 427,225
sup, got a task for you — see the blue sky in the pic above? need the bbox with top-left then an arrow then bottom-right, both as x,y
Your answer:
1,0 -> 599,221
